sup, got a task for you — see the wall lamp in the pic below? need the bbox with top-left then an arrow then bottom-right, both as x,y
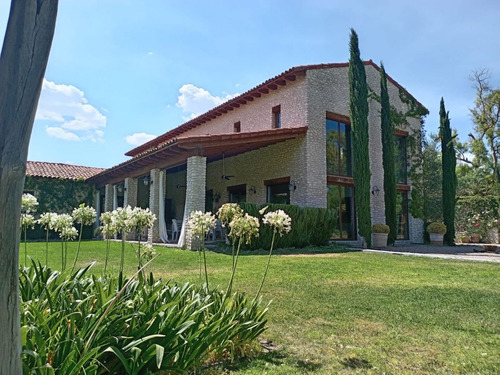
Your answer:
176,184 -> 186,189
371,185 -> 380,196
249,186 -> 257,194
143,176 -> 152,186
214,192 -> 221,202
288,181 -> 297,192
117,183 -> 125,193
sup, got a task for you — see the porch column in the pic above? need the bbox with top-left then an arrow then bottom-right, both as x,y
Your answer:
181,156 -> 206,250
125,177 -> 138,240
94,190 -> 101,229
104,184 -> 113,212
124,177 -> 138,208
148,169 -> 161,243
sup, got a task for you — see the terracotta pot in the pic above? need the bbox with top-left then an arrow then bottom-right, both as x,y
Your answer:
461,236 -> 470,243
429,233 -> 444,246
470,233 -> 481,243
372,232 -> 388,248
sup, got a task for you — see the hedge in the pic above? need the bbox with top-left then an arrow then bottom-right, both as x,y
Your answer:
238,203 -> 337,250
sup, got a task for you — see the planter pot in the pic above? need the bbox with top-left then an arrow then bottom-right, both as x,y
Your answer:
470,233 -> 481,243
429,233 -> 444,246
460,235 -> 470,244
372,233 -> 388,248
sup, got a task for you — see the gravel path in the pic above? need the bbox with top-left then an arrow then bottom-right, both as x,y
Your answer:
362,243 -> 500,263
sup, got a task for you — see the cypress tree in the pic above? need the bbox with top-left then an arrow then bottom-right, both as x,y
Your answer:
348,29 -> 372,247
440,98 -> 456,245
380,63 -> 397,244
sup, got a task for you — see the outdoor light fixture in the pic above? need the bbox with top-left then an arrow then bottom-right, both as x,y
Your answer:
176,184 -> 186,189
371,186 -> 380,196
143,176 -> 151,186
214,192 -> 221,202
249,186 -> 257,194
288,181 -> 297,192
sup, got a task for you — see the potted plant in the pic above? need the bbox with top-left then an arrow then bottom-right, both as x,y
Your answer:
372,223 -> 390,248
470,223 -> 481,243
427,222 -> 447,246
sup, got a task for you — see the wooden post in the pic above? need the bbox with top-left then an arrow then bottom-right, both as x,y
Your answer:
0,1 -> 58,373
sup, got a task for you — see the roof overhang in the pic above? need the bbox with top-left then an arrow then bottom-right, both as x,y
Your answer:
88,126 -> 308,187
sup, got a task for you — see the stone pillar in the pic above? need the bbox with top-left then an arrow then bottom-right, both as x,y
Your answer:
148,169 -> 161,243
94,190 -> 101,228
124,178 -> 139,240
183,156 -> 207,250
124,177 -> 138,208
104,184 -> 113,212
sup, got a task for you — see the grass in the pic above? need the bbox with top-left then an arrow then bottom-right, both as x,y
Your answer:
22,240 -> 500,374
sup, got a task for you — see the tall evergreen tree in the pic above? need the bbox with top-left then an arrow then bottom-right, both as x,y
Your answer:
380,63 -> 397,244
440,98 -> 456,245
348,29 -> 372,247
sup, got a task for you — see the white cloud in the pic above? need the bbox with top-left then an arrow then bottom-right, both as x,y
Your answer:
125,132 -> 157,146
176,84 -> 238,119
36,79 -> 107,141
45,127 -> 81,141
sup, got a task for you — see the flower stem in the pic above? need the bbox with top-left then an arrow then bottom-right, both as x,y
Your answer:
226,237 -> 243,296
202,246 -> 209,290
104,239 -> 110,274
24,225 -> 27,267
45,228 -> 49,266
255,230 -> 276,299
71,222 -> 84,274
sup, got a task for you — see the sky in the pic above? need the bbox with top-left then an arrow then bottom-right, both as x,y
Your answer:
1,0 -> 499,168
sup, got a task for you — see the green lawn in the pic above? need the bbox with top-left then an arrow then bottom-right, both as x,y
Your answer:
22,240 -> 500,374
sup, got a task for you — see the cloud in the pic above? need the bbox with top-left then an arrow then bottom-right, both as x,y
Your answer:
176,84 -> 238,119
36,79 -> 106,141
45,127 -> 81,141
125,132 -> 157,146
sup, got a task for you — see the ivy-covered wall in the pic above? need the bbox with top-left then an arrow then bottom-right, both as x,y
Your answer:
25,176 -> 96,214
24,176 -> 96,240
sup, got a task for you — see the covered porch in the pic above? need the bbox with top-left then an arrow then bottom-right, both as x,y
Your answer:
88,127 -> 308,249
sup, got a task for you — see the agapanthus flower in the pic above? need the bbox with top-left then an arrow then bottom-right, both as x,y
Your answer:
262,209 -> 292,236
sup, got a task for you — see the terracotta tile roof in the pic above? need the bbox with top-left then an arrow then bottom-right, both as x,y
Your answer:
26,161 -> 106,181
126,60 -> 427,158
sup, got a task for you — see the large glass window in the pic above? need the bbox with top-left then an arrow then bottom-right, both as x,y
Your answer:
395,135 -> 407,183
396,192 -> 409,240
228,184 -> 246,203
326,117 -> 352,176
267,183 -> 290,204
327,184 -> 356,239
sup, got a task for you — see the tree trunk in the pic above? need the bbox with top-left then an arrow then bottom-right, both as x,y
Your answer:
0,1 -> 58,374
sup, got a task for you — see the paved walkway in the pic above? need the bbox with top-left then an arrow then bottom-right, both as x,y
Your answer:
363,243 -> 500,263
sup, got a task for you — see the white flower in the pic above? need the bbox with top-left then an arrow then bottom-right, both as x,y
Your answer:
60,226 -> 78,241
52,214 -> 74,233
217,203 -> 243,227
38,212 -> 57,230
72,203 -> 96,226
228,213 -> 260,244
21,193 -> 38,214
140,243 -> 157,262
188,211 -> 216,238
262,210 -> 292,236
20,213 -> 35,228
129,206 -> 156,232
100,211 -> 117,239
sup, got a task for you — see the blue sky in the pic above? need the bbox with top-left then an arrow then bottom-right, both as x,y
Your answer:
1,0 -> 499,168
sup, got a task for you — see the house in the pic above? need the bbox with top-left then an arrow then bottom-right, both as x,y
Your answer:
87,60 -> 427,247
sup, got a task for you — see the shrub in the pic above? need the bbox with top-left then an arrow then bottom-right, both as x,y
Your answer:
372,223 -> 390,233
238,203 -> 336,250
427,221 -> 447,235
20,262 -> 268,374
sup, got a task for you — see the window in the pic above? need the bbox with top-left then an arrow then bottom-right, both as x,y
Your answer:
327,184 -> 356,239
395,135 -> 407,183
326,115 -> 352,176
272,105 -> 281,129
396,192 -> 409,240
234,121 -> 241,133
227,184 -> 246,203
265,177 -> 290,204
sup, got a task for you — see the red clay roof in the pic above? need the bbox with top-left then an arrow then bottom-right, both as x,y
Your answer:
26,161 -> 106,180
126,60 -> 427,158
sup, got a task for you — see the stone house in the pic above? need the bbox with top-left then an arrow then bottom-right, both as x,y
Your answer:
87,60 -> 427,247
